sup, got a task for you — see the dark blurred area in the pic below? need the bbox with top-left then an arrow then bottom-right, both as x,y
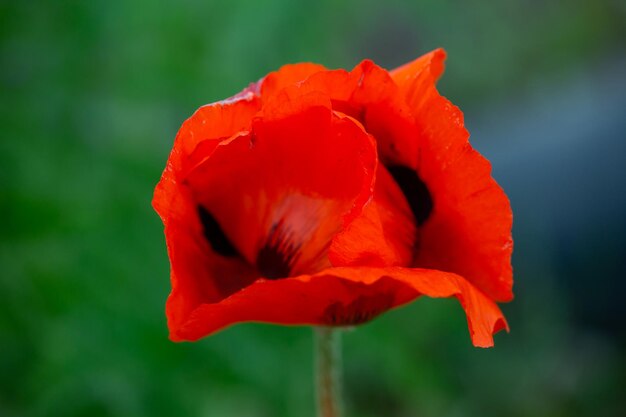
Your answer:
1,1 -> 625,416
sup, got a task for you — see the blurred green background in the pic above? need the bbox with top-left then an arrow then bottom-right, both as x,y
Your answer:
2,1 -> 625,416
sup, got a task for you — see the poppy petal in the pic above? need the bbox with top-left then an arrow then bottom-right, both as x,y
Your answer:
173,266 -> 508,348
183,100 -> 377,280
260,62 -> 328,100
153,92 -> 261,226
414,93 -> 513,302
389,48 -> 446,95
163,188 -> 259,333
163,93 -> 260,178
389,52 -> 513,302
329,162 -> 417,268
153,95 -> 264,331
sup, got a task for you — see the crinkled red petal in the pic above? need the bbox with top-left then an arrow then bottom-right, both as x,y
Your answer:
173,266 -> 508,348
389,48 -> 446,94
390,53 -> 514,302
260,62 -> 327,100
153,93 -> 261,225
153,95 -> 263,331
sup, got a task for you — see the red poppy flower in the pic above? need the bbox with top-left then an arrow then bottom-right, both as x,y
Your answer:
153,49 -> 513,348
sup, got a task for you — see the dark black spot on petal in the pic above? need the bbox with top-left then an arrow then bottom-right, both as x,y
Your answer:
256,221 -> 300,279
387,165 -> 433,225
197,206 -> 239,257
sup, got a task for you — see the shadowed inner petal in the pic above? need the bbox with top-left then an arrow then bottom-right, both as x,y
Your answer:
197,205 -> 239,257
386,165 -> 433,226
329,163 -> 418,268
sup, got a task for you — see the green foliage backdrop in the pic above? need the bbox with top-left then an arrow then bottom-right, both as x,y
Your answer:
1,1 -> 624,416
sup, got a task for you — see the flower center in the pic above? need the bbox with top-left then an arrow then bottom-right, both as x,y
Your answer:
197,204 -> 326,280
255,220 -> 301,279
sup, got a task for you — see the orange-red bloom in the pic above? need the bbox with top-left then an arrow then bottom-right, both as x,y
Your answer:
153,49 -> 513,347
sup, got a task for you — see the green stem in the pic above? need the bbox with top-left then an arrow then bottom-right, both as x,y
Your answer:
315,327 -> 343,417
